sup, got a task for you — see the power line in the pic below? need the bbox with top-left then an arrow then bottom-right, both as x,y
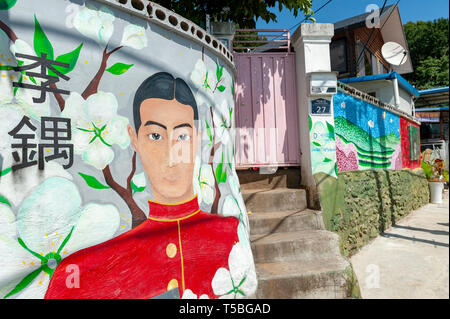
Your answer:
355,0 -> 401,69
291,0 -> 334,31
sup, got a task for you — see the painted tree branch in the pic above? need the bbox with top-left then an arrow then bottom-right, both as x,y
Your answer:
209,107 -> 222,215
0,19 -> 18,42
126,151 -> 137,194
103,162 -> 147,228
82,45 -> 123,99
49,83 -> 66,111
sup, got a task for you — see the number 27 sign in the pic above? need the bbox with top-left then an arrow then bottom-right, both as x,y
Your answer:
311,98 -> 331,115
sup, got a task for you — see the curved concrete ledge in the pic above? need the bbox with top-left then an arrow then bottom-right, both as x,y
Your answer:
93,0 -> 235,70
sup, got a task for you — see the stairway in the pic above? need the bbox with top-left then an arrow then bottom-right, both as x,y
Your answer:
243,187 -> 351,299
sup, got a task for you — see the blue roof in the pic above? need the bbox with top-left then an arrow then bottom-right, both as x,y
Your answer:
418,87 -> 449,95
339,72 -> 420,97
416,106 -> 449,112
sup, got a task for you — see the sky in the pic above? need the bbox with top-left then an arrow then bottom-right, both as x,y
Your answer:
255,0 -> 449,30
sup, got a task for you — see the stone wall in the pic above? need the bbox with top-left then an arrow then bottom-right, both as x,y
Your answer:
317,169 -> 430,257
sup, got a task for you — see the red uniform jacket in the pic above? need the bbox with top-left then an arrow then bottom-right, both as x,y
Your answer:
44,196 -> 239,299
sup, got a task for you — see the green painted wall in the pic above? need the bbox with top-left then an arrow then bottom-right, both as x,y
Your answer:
315,169 -> 430,257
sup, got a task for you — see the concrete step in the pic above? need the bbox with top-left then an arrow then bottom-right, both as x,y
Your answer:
255,257 -> 350,299
243,188 -> 307,213
249,209 -> 325,235
251,230 -> 342,264
237,168 -> 301,191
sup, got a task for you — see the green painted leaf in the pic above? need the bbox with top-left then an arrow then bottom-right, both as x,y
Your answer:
0,65 -> 15,70
4,266 -> 43,299
48,43 -> 83,76
78,173 -> 110,189
0,194 -> 11,207
217,85 -> 226,92
313,142 -> 321,147
323,157 -> 333,163
33,15 -> 54,60
205,120 -> 213,142
0,0 -> 17,10
326,121 -> 335,140
334,162 -> 338,176
0,166 -> 11,177
106,62 -> 134,75
308,115 -> 312,131
216,162 -> 224,184
130,180 -> 145,194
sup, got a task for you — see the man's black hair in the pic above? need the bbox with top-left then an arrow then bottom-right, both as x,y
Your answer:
133,72 -> 198,132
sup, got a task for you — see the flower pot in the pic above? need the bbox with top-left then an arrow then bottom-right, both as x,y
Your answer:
429,181 -> 444,204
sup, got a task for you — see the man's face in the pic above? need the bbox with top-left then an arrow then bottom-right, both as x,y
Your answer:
128,98 -> 200,202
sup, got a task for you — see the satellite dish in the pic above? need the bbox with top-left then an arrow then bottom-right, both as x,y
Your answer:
382,42 -> 408,66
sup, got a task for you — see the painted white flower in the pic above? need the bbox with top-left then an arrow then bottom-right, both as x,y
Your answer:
181,289 -> 209,299
368,120 -> 375,128
193,157 -> 215,205
211,243 -> 257,299
120,24 -> 148,50
132,172 -> 146,189
0,33 -> 50,119
341,101 -> 346,109
190,59 -> 215,107
61,91 -> 130,170
221,194 -> 250,249
73,4 -> 115,46
0,177 -> 120,299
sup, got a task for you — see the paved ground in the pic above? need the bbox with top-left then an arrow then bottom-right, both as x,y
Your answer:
351,190 -> 449,299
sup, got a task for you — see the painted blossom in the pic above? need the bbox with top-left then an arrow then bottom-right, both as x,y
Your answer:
193,157 -> 215,205
0,33 -> 50,119
190,59 -> 215,107
61,91 -> 130,170
73,4 -> 115,46
211,243 -> 257,299
181,289 -> 209,299
120,24 -> 148,50
0,177 -> 120,299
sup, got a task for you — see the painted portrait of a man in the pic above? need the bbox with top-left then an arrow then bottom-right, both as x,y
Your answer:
44,72 -> 241,299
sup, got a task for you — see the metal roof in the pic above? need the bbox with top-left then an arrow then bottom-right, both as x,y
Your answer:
416,86 -> 449,108
339,72 -> 420,97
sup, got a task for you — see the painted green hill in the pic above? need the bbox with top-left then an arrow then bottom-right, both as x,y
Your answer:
376,133 -> 401,150
334,116 -> 394,154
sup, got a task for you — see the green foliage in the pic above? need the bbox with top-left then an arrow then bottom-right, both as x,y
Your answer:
130,180 -> 145,194
78,172 -> 111,189
48,44 -> 83,76
0,194 -> 11,207
421,160 -> 433,179
154,0 -> 313,28
31,15 -> 82,77
0,0 -> 17,10
215,153 -> 227,184
106,62 -> 134,75
33,15 -> 54,60
403,18 -> 449,89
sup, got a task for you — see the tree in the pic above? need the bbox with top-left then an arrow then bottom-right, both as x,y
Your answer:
403,18 -> 449,90
154,0 -> 313,28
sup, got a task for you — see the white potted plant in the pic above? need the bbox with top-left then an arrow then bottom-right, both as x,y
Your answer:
421,158 -> 448,204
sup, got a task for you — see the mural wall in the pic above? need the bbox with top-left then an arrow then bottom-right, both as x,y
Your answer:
333,91 -> 402,172
400,117 -> 421,169
0,0 -> 256,299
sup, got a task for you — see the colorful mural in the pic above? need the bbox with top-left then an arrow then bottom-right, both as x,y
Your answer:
400,117 -> 421,169
333,91 -> 402,172
0,0 -> 256,299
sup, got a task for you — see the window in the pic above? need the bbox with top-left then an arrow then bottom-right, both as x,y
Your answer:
330,38 -> 348,73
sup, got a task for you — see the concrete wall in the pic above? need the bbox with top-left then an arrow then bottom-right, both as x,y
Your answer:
0,0 -> 256,299
317,169 -> 430,257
